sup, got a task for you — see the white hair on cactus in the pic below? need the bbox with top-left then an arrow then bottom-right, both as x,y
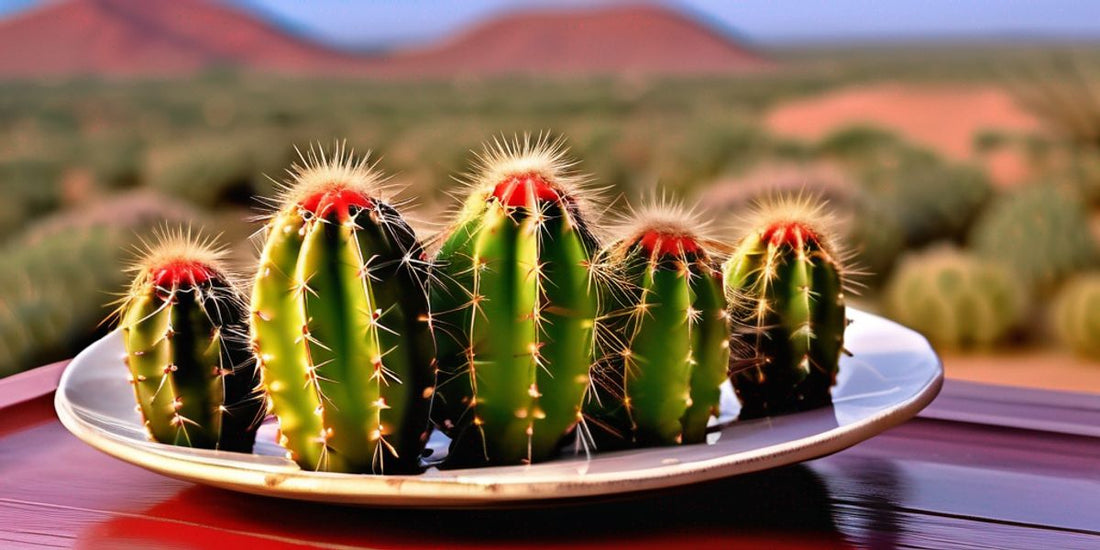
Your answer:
274,140 -> 395,212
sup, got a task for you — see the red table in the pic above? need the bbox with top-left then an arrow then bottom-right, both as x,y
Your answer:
2,362 -> 1098,549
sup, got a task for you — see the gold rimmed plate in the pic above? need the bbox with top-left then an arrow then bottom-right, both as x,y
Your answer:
55,308 -> 941,507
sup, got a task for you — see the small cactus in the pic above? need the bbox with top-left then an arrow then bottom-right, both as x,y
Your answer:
586,200 -> 730,448
885,247 -> 1024,350
1052,273 -> 1100,359
431,135 -> 605,467
250,144 -> 435,474
723,197 -> 851,419
114,228 -> 262,452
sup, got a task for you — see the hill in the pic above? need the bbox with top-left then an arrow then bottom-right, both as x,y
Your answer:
0,0 -> 366,77
374,4 -> 771,78
0,1 -> 769,78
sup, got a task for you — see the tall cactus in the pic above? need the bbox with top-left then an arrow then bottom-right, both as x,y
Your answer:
723,197 -> 851,419
250,144 -> 435,474
431,135 -> 606,467
586,201 -> 730,448
114,228 -> 262,452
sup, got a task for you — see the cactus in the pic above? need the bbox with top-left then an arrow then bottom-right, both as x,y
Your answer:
885,247 -> 1025,350
970,184 -> 1099,292
1052,273 -> 1100,359
586,200 -> 730,448
723,197 -> 851,419
250,144 -> 435,474
114,229 -> 262,452
431,135 -> 605,467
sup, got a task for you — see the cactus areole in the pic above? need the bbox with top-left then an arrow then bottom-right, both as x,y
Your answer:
250,145 -> 435,474
116,230 -> 262,453
431,136 -> 604,467
586,205 -> 730,449
724,200 -> 849,419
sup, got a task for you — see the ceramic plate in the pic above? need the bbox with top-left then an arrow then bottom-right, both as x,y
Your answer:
55,309 -> 941,507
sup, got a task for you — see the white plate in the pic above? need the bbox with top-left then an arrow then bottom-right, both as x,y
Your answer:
55,309 -> 941,507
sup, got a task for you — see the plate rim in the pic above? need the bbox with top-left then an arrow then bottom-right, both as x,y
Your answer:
54,309 -> 943,507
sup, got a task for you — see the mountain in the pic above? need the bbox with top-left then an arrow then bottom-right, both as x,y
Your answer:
0,0 -> 366,77
0,1 -> 770,78
374,4 -> 772,78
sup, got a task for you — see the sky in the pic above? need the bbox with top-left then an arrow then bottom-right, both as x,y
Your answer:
2,0 -> 1100,50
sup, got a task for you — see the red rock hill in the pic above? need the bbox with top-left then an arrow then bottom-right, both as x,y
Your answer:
374,4 -> 772,78
0,1 -> 770,78
0,0 -> 365,77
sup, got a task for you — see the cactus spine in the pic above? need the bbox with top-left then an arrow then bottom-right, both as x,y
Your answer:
115,228 -> 262,452
432,135 -> 604,467
250,145 -> 435,474
723,198 -> 850,419
587,201 -> 730,447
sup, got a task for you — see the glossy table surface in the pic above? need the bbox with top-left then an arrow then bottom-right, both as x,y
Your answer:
1,362 -> 1098,549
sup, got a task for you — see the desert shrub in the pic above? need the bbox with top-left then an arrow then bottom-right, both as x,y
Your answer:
145,130 -> 293,206
83,133 -> 146,189
0,192 -> 200,377
0,155 -> 66,240
815,125 -> 993,246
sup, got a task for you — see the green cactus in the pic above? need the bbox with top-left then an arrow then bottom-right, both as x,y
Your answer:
1052,273 -> 1100,359
250,144 -> 435,474
432,135 -> 605,467
885,247 -> 1025,350
115,229 -> 262,452
586,202 -> 730,448
723,198 -> 850,419
970,184 -> 1099,292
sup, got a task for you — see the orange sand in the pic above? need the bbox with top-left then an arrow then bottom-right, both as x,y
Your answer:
765,82 -> 1043,187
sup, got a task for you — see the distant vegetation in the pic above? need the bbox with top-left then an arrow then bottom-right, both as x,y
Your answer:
2,47 -> 1100,376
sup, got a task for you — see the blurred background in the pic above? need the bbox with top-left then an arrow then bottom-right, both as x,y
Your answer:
0,0 -> 1098,393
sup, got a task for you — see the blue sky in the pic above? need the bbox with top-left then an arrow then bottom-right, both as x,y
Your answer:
3,0 -> 1100,49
